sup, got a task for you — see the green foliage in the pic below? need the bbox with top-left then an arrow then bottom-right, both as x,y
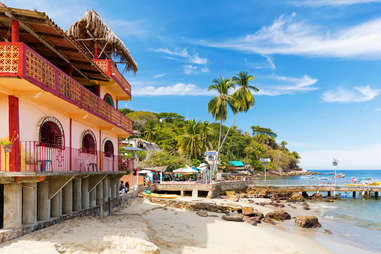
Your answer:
119,108 -> 134,115
191,159 -> 201,167
126,111 -> 158,131
144,151 -> 188,168
251,125 -> 277,138
251,160 -> 265,171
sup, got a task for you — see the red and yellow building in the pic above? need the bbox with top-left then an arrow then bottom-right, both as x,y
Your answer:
0,4 -> 136,235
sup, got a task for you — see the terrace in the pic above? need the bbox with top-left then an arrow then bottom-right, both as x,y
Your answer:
0,42 -> 132,135
0,141 -> 134,173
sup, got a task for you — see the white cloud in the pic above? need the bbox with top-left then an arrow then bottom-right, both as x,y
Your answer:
263,55 -> 276,70
153,73 -> 167,79
321,85 -> 380,102
133,83 -> 213,96
201,13 -> 381,59
201,67 -> 210,73
184,65 -> 197,75
294,0 -> 381,6
257,75 -> 318,96
300,144 -> 381,170
152,48 -> 208,65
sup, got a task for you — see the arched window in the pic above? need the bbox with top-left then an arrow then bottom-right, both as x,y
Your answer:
39,117 -> 64,148
104,94 -> 115,107
81,130 -> 96,154
104,140 -> 114,157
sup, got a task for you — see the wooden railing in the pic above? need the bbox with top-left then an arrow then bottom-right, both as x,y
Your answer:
94,59 -> 131,98
0,141 -> 134,173
0,42 -> 132,134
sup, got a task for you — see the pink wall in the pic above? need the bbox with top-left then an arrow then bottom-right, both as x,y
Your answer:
0,94 -> 9,139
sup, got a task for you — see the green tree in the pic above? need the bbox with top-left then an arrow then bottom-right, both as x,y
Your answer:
251,125 -> 277,138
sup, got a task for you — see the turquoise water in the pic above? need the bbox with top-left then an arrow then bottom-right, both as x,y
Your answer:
258,170 -> 381,253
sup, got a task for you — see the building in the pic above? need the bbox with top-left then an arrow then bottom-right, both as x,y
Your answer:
0,4 -> 135,236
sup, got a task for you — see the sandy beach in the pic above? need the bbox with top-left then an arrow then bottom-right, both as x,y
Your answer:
0,196 -> 377,254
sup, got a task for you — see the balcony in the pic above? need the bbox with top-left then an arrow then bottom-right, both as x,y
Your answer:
0,42 -> 132,135
94,59 -> 131,99
0,141 -> 135,173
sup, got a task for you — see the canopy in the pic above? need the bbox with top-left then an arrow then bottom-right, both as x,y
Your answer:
138,170 -> 151,174
230,161 -> 245,167
173,166 -> 198,174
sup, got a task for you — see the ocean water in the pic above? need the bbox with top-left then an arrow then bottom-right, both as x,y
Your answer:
257,170 -> 381,253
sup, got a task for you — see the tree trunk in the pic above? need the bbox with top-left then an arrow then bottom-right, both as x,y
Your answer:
217,113 -> 238,153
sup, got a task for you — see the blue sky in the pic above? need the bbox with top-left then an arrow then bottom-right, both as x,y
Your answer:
9,0 -> 381,169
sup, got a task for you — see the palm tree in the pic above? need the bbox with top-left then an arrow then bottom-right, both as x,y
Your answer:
217,72 -> 259,155
177,120 -> 203,159
207,75 -> 236,151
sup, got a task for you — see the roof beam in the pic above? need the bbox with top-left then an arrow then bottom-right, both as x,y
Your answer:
4,10 -> 91,81
27,42 -> 80,53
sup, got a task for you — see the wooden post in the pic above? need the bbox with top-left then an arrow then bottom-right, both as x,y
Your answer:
99,130 -> 102,171
11,20 -> 19,42
9,95 -> 20,172
94,42 -> 98,59
67,64 -> 73,76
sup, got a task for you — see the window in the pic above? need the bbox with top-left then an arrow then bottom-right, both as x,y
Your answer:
104,140 -> 114,157
39,119 -> 64,148
104,94 -> 115,107
82,131 -> 96,154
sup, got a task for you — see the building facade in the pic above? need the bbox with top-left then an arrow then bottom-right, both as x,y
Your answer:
0,5 -> 135,233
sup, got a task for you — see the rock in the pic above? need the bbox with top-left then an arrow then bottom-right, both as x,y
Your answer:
265,210 -> 291,221
243,216 -> 258,226
196,210 -> 208,217
294,216 -> 321,228
222,214 -> 244,222
225,191 -> 239,202
311,193 -> 323,200
262,217 -> 276,225
323,229 -> 332,235
288,192 -> 305,202
241,206 -> 254,216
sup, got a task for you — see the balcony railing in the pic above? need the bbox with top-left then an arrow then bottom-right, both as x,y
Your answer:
0,42 -> 132,134
94,59 -> 131,98
0,141 -> 134,173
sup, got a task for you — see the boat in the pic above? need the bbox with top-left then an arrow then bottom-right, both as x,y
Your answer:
142,192 -> 178,199
335,173 -> 345,178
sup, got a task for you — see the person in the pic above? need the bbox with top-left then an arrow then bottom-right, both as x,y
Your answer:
120,181 -> 125,191
125,181 -> 129,192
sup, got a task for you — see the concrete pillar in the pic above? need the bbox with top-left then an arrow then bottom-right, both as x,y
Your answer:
37,181 -> 50,221
4,183 -> 22,229
103,177 -> 110,202
353,191 -> 356,198
90,189 -> 96,208
22,183 -> 37,225
96,181 -> 103,206
333,191 -> 336,197
51,190 -> 62,218
82,178 -> 89,210
180,190 -> 184,197
73,178 -> 82,212
62,181 -> 73,214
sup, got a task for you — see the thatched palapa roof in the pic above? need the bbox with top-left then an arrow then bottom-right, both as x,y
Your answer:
67,10 -> 138,73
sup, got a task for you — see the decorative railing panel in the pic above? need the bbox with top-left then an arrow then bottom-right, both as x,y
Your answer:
94,59 -> 131,98
12,141 -> 133,173
0,42 -> 132,135
0,43 -> 19,74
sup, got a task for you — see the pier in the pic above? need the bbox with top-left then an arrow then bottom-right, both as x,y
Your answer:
152,181 -> 381,198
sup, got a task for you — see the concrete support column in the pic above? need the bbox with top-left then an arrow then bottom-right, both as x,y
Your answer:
90,189 -> 96,208
180,190 -> 185,197
96,181 -> 103,206
22,183 -> 37,225
111,178 -> 118,200
4,183 -> 22,229
62,181 -> 73,214
103,177 -> 110,202
73,178 -> 82,212
37,181 -> 50,221
51,190 -> 62,218
82,178 -> 89,210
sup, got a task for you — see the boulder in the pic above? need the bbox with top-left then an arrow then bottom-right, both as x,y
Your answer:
311,193 -> 323,200
241,206 -> 254,216
288,192 -> 305,202
243,216 -> 258,225
294,216 -> 321,228
265,210 -> 291,221
222,214 -> 244,222
196,210 -> 208,217
225,191 -> 239,202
